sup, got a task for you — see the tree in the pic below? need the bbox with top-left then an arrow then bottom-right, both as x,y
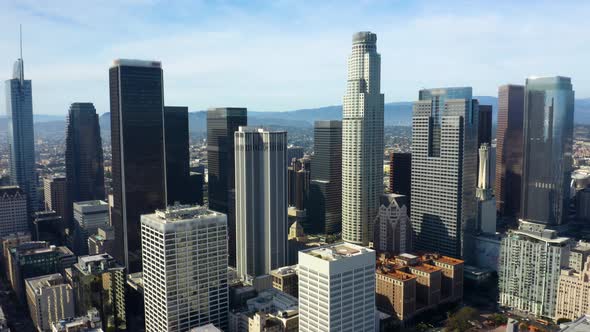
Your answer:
490,313 -> 508,326
445,307 -> 479,332
415,322 -> 434,332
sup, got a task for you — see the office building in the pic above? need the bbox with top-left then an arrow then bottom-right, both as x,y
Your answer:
32,210 -> 63,245
521,77 -> 574,225
569,242 -> 590,273
287,146 -> 304,164
141,205 -> 229,331
235,127 -> 288,279
389,152 -> 411,200
270,265 -> 298,298
109,59 -> 167,272
25,273 -> 75,331
555,257 -> 590,321
71,254 -> 126,331
298,243 -> 375,332
87,226 -> 115,255
288,159 -> 310,213
6,52 -> 37,215
376,253 -> 464,322
495,84 -> 525,218
341,31 -> 384,246
478,105 -> 493,147
373,194 -> 412,254
476,144 -> 496,234
65,103 -> 105,222
165,106 -> 190,205
229,287 -> 298,332
44,177 -> 68,227
72,200 -> 109,255
8,241 -> 60,299
411,87 -> 478,258
499,221 -> 572,317
188,172 -> 204,205
1,231 -> 30,280
577,188 -> 590,223
51,308 -> 103,332
207,107 -> 247,267
0,186 -> 28,237
308,120 -> 342,235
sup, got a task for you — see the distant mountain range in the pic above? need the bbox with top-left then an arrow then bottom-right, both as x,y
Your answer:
2,96 -> 590,137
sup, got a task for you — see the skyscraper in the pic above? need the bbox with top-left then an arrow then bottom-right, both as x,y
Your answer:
521,76 -> 574,226
141,205 -> 228,331
478,105 -> 493,147
6,44 -> 37,216
43,176 -> 68,226
309,120 -> 342,235
72,200 -> 109,255
235,127 -> 288,279
298,243 -> 375,332
164,106 -> 190,205
207,107 -> 247,267
0,186 -> 28,237
109,59 -> 166,272
495,85 -> 525,218
411,87 -> 478,258
342,31 -> 384,245
476,144 -> 496,234
389,152 -> 411,203
65,103 -> 105,213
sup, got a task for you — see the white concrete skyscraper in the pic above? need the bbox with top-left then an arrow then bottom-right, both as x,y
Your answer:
141,205 -> 229,331
235,127 -> 288,279
341,31 -> 384,246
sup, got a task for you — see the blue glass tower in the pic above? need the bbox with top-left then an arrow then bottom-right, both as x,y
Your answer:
5,51 -> 37,217
521,76 -> 574,225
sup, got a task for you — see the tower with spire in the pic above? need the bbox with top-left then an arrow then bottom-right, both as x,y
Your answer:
5,25 -> 37,218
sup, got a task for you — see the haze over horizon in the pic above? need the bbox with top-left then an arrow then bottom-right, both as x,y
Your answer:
0,0 -> 589,115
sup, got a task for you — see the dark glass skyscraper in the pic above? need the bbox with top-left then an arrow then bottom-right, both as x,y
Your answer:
521,76 -> 574,225
495,84 -> 524,218
478,105 -> 492,147
207,107 -> 246,267
308,120 -> 342,235
109,59 -> 166,272
6,57 -> 37,216
389,152 -> 411,215
164,106 -> 190,205
65,103 -> 105,227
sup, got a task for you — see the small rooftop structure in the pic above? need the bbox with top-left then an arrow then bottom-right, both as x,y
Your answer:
303,242 -> 372,261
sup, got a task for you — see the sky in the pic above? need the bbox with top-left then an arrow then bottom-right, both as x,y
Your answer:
0,0 -> 588,116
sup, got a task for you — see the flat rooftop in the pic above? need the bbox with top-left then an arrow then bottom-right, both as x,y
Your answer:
74,200 -> 107,207
152,204 -> 220,222
377,268 -> 416,281
409,263 -> 441,274
434,256 -> 464,266
303,242 -> 373,261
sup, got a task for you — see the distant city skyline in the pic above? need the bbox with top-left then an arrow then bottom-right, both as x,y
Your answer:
0,1 -> 589,115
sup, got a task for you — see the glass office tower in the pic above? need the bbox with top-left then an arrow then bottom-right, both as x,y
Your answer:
164,106 -> 190,205
521,76 -> 574,225
108,59 -> 166,272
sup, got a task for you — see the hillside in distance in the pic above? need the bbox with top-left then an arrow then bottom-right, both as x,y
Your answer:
3,97 -> 590,138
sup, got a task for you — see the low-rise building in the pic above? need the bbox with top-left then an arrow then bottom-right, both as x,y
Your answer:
375,253 -> 464,323
87,226 -> 114,255
229,288 -> 298,332
26,273 -> 75,331
270,266 -> 298,298
555,257 -> 590,321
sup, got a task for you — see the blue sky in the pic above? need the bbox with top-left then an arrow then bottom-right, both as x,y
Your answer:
0,0 -> 588,115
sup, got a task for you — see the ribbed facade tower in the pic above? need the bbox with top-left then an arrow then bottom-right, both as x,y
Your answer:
341,31 -> 384,245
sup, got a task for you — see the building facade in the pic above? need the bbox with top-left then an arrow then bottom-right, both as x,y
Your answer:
109,59 -> 167,272
72,200 -> 109,255
478,105 -> 493,147
141,205 -> 229,331
25,273 -> 75,331
499,222 -> 572,317
555,257 -> 590,321
477,144 -> 496,234
389,152 -> 411,200
341,31 -> 384,246
309,120 -> 342,235
43,176 -> 68,226
0,186 -> 28,238
235,127 -> 288,279
411,87 -> 478,258
271,265 -> 298,298
495,84 -> 525,218
298,243 -> 375,332
373,194 -> 412,254
521,77 -> 574,225
71,254 -> 126,331
65,102 -> 105,220
207,107 -> 247,267
164,106 -> 190,205
6,57 -> 37,215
